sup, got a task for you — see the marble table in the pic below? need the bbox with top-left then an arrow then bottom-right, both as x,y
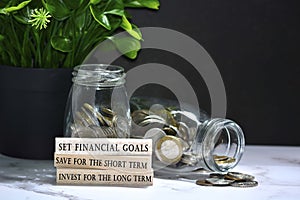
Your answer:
0,145 -> 299,200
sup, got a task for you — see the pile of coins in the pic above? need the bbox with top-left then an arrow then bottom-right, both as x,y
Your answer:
70,103 -> 128,138
196,172 -> 258,188
131,108 -> 200,167
131,106 -> 241,172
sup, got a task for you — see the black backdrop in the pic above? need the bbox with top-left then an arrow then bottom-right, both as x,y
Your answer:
114,0 -> 300,145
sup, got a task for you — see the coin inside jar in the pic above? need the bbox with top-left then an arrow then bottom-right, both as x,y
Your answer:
144,128 -> 166,150
155,135 -> 183,165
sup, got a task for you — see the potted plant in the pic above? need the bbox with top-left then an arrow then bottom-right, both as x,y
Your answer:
0,0 -> 159,159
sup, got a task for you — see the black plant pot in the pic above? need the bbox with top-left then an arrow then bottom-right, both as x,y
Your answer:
0,65 -> 72,159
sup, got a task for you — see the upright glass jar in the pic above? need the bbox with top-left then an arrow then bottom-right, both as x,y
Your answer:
64,64 -> 131,138
130,99 -> 245,174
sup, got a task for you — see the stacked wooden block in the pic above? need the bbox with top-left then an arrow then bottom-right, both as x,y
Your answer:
54,138 -> 153,187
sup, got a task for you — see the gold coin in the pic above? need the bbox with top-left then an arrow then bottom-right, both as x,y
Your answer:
101,107 -> 115,119
83,103 -> 109,126
163,126 -> 178,136
215,157 -> 236,164
213,155 -> 229,161
195,179 -> 213,186
155,135 -> 183,165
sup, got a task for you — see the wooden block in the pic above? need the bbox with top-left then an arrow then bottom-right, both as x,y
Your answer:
56,168 -> 153,186
54,153 -> 152,171
55,138 -> 152,155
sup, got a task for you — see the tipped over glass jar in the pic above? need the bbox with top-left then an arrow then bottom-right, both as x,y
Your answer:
130,98 -> 245,174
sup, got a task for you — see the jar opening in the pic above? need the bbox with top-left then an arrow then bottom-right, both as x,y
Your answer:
72,64 -> 125,87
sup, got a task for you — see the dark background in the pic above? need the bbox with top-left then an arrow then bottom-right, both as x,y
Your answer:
114,0 -> 300,145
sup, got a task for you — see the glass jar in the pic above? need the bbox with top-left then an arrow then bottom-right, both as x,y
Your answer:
130,98 -> 245,174
64,64 -> 131,138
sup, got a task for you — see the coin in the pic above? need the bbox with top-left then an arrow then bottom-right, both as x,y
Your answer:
177,122 -> 190,141
102,126 -> 117,138
114,116 -> 129,138
81,107 -> 99,126
83,103 -> 109,126
196,179 -> 213,186
163,126 -> 178,136
215,157 -> 236,165
131,109 -> 149,124
144,128 -> 166,149
230,181 -> 258,188
139,118 -> 167,127
225,172 -> 255,181
213,155 -> 229,161
75,111 -> 90,127
180,152 -> 198,166
144,114 -> 166,122
155,135 -> 183,165
100,107 -> 115,119
209,173 -> 226,179
206,178 -> 235,186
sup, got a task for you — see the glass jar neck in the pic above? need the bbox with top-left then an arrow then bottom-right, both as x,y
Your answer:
72,64 -> 126,87
193,118 -> 245,172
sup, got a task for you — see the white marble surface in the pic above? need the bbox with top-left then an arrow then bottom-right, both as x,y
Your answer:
0,145 -> 300,200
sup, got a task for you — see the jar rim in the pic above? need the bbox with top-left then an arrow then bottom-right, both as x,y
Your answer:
72,64 -> 125,87
73,64 -> 124,74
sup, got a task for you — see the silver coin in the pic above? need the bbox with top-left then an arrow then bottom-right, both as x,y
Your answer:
144,114 -> 166,122
230,181 -> 258,188
102,126 -> 117,138
114,116 -> 129,138
180,152 -> 198,166
144,128 -> 166,148
205,178 -> 235,186
225,172 -> 255,181
177,121 -> 190,141
139,118 -> 167,126
170,110 -> 199,127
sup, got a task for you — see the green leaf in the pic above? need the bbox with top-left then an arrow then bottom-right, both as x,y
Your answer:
75,12 -> 86,32
51,36 -> 73,52
120,15 -> 142,40
64,0 -> 84,10
109,36 -> 141,59
89,5 -> 111,30
0,0 -> 32,14
104,9 -> 124,16
43,0 -> 71,20
90,0 -> 101,5
123,0 -> 159,10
